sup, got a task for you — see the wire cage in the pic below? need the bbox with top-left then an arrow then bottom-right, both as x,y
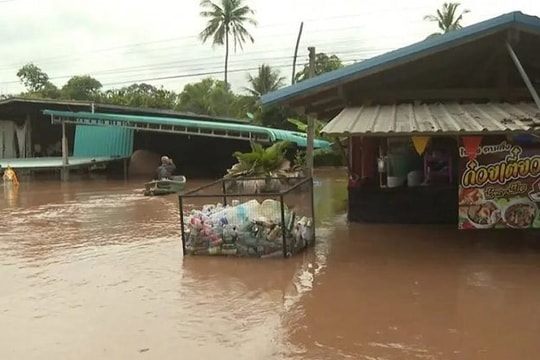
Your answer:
178,177 -> 315,259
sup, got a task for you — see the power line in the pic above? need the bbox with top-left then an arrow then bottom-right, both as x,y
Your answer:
102,66 -> 270,86
11,5 -> 432,56
0,2 -> 480,70
0,48 -> 369,88
0,43 -> 392,87
0,26 -> 428,72
0,37 -> 392,74
99,59 -> 362,87
0,4 -> 485,90
99,59 -> 359,87
62,47 -> 386,76
0,44 -> 391,90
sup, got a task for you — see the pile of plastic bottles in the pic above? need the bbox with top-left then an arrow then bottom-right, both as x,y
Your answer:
183,199 -> 313,258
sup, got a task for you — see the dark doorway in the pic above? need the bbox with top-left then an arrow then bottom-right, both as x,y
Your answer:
132,131 -> 251,178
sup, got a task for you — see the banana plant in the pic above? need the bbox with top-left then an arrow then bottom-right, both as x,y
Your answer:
287,117 -> 347,166
224,140 -> 299,179
287,117 -> 327,138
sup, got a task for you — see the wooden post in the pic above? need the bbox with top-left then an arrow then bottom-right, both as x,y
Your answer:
123,158 -> 129,181
25,113 -> 32,158
306,114 -> 315,178
306,46 -> 316,177
308,46 -> 316,78
61,120 -> 69,181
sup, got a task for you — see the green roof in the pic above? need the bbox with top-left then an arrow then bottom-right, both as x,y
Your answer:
42,110 -> 332,149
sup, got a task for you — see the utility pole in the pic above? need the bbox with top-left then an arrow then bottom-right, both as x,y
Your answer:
291,22 -> 304,85
306,46 -> 316,178
308,46 -> 316,78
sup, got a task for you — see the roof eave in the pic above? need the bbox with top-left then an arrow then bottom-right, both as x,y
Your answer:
260,11 -> 540,108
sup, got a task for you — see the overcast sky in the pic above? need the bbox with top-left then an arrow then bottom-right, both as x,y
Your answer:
0,0 -> 538,96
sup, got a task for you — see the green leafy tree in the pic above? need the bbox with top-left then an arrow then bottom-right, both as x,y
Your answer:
39,82 -> 61,99
177,77 -> 235,116
424,2 -> 470,39
231,94 -> 257,120
199,0 -> 257,87
16,63 -> 50,92
16,63 -> 60,98
101,83 -> 178,109
101,88 -> 128,105
294,53 -> 344,83
244,64 -> 285,97
252,105 -> 300,130
61,75 -> 102,100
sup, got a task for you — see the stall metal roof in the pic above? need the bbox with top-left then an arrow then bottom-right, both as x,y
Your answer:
321,102 -> 540,136
42,110 -> 332,148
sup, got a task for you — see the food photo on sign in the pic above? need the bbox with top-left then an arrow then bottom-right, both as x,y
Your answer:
457,136 -> 540,230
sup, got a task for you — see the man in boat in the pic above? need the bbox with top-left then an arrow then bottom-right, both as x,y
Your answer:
156,156 -> 176,180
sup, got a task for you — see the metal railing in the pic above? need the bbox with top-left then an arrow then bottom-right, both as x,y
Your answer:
178,176 -> 315,258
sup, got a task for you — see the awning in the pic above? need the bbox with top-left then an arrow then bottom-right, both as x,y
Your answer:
43,110 -> 332,149
321,102 -> 540,136
0,156 -> 126,170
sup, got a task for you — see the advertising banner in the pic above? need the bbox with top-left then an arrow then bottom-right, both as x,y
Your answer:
458,140 -> 540,230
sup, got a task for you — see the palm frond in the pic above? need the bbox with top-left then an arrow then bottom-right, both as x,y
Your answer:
244,64 -> 285,97
423,14 -> 439,21
423,2 -> 469,34
199,0 -> 257,85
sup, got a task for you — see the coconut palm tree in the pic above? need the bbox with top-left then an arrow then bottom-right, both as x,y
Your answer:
424,2 -> 470,38
244,64 -> 285,97
199,0 -> 257,88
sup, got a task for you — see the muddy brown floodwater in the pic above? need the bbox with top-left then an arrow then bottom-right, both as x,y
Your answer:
1,168 -> 540,360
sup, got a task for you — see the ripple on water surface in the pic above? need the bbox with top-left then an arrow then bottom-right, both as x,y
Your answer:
3,173 -> 539,360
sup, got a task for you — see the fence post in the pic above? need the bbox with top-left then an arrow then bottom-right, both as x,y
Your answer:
309,177 -> 316,247
221,180 -> 228,206
280,194 -> 288,258
179,195 -> 187,256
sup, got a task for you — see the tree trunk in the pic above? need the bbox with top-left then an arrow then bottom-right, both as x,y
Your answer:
224,28 -> 229,89
224,26 -> 230,116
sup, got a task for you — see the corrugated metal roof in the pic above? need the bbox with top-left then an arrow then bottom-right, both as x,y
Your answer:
260,11 -> 540,107
0,97 -> 249,124
42,110 -> 332,149
73,125 -> 134,157
321,102 -> 540,136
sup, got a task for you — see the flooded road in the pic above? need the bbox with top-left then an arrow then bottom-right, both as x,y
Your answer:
1,169 -> 540,359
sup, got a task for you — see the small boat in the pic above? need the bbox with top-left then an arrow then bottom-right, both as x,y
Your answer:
143,175 -> 187,196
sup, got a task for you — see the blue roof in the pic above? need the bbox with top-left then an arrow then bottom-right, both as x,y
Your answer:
260,11 -> 540,107
42,110 -> 332,149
